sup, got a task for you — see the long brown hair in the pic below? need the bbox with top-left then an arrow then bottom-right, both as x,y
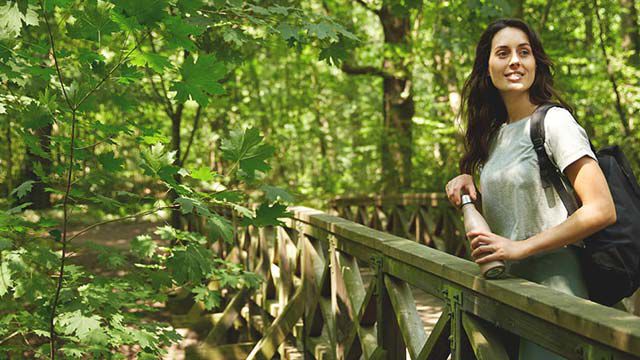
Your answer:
459,18 -> 572,175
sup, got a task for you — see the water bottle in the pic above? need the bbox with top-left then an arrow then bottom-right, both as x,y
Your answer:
461,194 -> 506,279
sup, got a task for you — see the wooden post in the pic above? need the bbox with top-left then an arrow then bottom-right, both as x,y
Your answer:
373,255 -> 406,359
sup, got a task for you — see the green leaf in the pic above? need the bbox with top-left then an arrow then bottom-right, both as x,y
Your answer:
10,180 -> 34,199
66,4 -> 118,42
172,54 -> 226,106
131,52 -> 172,73
190,166 -> 216,181
177,0 -> 204,13
164,16 -> 205,51
319,40 -> 348,66
129,328 -> 157,349
242,203 -> 291,227
131,235 -> 157,258
0,261 -> 13,297
220,127 -> 275,180
0,2 -> 38,40
192,286 -> 221,310
166,244 -> 214,283
175,197 -> 194,214
112,0 -> 169,26
98,151 -> 125,172
57,311 -> 102,340
208,214 -> 233,244
261,185 -> 295,203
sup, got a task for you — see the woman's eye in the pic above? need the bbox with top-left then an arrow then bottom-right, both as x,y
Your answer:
520,50 -> 530,56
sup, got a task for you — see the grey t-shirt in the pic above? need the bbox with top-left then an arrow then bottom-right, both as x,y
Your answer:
479,107 -> 596,242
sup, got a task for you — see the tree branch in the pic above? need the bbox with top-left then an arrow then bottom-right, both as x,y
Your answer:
75,37 -> 144,110
68,205 -> 178,243
148,31 -> 175,116
180,105 -> 203,166
341,62 -> 391,79
354,0 -> 380,15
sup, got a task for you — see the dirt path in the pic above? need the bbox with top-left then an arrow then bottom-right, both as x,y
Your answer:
68,220 -> 195,359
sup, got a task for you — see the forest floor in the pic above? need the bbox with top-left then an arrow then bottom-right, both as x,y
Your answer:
68,220 -> 194,360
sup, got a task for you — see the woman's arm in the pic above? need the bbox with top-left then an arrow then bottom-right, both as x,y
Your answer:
470,156 -> 616,263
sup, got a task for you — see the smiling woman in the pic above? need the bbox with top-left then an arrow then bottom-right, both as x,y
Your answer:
444,18 -> 616,360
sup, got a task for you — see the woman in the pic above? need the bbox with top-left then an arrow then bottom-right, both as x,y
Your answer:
445,19 -> 616,359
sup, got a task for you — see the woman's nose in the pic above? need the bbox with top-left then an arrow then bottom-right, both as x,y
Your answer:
509,52 -> 521,66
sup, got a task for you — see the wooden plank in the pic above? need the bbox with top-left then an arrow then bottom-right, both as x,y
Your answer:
417,311 -> 451,360
186,341 -> 256,360
461,312 -> 509,360
247,289 -> 306,360
384,274 -> 428,360
204,287 -> 253,345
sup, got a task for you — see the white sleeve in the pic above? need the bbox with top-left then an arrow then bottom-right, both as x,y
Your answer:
543,107 -> 597,173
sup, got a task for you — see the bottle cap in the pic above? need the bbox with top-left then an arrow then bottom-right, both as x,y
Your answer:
461,194 -> 473,206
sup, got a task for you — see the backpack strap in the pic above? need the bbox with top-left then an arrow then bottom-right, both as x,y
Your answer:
530,104 -> 580,215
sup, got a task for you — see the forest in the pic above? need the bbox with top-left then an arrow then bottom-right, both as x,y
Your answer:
1,0 -> 639,358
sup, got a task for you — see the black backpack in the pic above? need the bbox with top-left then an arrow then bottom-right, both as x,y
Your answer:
530,104 -> 640,306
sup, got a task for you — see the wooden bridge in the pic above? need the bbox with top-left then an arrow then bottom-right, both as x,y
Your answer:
175,194 -> 640,359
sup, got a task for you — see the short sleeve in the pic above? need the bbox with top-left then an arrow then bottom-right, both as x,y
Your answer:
543,107 -> 597,173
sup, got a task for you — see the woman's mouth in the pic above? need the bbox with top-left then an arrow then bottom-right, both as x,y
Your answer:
505,72 -> 524,82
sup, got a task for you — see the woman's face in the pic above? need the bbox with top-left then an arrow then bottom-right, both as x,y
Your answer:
488,27 -> 536,95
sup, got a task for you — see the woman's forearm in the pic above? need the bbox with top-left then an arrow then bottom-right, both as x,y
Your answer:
520,203 -> 616,257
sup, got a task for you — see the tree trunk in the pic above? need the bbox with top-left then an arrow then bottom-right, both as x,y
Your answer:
380,3 -> 415,194
621,0 -> 640,66
20,124 -> 52,209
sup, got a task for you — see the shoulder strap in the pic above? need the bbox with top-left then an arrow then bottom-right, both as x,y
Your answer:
530,104 -> 580,215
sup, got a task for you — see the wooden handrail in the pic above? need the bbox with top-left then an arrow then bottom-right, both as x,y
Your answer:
187,205 -> 640,360
288,206 -> 640,358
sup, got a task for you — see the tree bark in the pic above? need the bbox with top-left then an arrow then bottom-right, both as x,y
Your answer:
379,3 -> 415,193
621,0 -> 640,66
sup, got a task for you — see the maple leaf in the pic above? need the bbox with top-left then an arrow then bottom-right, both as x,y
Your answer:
192,286 -> 221,310
98,151 -> 125,172
66,4 -> 118,42
0,261 -> 13,297
220,127 -> 275,180
58,311 -> 102,340
0,2 -> 38,40
189,166 -> 216,181
112,0 -> 169,26
10,180 -> 34,199
164,16 -> 205,51
208,213 -> 233,244
166,244 -> 214,283
131,52 -> 172,73
172,54 -> 226,106
242,202 -> 292,227
131,235 -> 157,259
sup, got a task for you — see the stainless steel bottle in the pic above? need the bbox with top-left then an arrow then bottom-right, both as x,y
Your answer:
461,194 -> 505,279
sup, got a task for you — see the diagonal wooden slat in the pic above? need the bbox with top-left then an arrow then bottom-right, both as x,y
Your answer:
247,287 -> 306,360
461,312 -> 509,360
417,311 -> 451,360
204,287 -> 255,346
384,275 -> 428,359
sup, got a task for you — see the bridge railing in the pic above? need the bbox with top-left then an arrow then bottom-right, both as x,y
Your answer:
329,193 -> 468,257
187,206 -> 640,359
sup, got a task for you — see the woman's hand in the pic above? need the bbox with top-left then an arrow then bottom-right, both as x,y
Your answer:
445,174 -> 478,207
468,230 -> 529,264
